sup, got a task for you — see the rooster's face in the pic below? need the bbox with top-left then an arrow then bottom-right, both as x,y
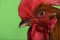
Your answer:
19,4 -> 60,28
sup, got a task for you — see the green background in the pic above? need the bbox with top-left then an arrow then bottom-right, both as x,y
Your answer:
0,0 -> 29,40
0,0 -> 60,40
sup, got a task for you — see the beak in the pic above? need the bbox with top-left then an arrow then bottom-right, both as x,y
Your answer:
50,13 -> 56,20
19,20 -> 31,28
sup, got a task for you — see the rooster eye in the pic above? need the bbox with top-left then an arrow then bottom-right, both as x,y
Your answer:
40,11 -> 45,16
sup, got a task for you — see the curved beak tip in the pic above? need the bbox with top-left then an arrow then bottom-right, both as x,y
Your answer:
19,20 -> 30,28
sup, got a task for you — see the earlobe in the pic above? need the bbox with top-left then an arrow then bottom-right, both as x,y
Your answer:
50,13 -> 56,20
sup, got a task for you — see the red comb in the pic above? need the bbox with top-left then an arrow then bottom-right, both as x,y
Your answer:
18,0 -> 60,20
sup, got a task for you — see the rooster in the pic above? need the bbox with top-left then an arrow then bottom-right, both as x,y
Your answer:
18,0 -> 60,40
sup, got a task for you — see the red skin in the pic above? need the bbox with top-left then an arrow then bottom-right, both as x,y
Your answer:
18,0 -> 60,40
27,11 -> 57,40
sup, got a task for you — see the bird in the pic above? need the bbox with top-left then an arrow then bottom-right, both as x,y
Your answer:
18,0 -> 60,40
